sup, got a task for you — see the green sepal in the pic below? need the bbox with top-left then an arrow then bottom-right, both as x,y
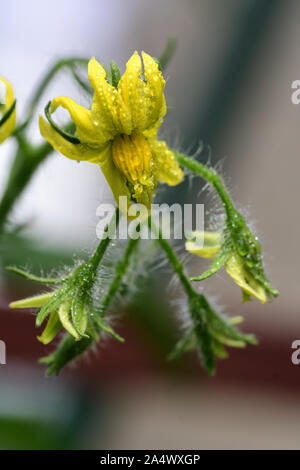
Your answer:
211,330 -> 246,348
190,248 -> 227,282
93,313 -> 124,343
189,295 -> 216,375
212,340 -> 229,359
110,61 -> 121,88
86,317 -> 99,341
194,321 -> 216,376
6,266 -> 63,284
167,328 -> 196,361
153,58 -> 162,72
36,289 -> 67,327
208,309 -> 258,347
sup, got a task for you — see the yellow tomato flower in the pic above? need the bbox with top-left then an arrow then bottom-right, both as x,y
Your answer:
0,77 -> 16,143
186,231 -> 267,303
39,51 -> 183,211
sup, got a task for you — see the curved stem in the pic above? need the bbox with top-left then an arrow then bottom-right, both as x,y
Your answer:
148,217 -> 195,299
90,208 -> 120,269
98,236 -> 139,314
159,37 -> 177,70
14,57 -> 89,135
174,151 -> 236,220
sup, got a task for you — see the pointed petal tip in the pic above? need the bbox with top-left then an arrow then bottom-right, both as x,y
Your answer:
37,335 -> 50,345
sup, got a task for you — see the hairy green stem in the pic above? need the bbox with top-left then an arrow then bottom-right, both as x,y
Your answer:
174,151 -> 236,220
89,209 -> 120,269
98,236 -> 139,314
152,223 -> 213,322
148,217 -> 195,299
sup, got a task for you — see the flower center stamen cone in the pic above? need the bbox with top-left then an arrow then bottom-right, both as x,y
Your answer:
112,133 -> 156,207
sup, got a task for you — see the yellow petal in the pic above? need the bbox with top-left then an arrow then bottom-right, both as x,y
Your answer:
88,57 -> 132,136
118,52 -> 148,132
9,292 -> 54,309
58,302 -> 80,340
51,96 -> 107,145
97,144 -> 132,213
119,52 -> 166,133
37,310 -> 62,345
150,140 -> 184,186
142,52 -> 166,129
39,116 -> 106,163
0,77 -> 16,143
142,120 -> 161,140
185,231 -> 222,258
225,253 -> 267,304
